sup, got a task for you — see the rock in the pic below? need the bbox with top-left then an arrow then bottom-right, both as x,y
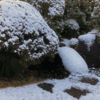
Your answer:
37,83 -> 54,93
76,33 -> 100,68
64,87 -> 90,99
58,47 -> 89,74
80,77 -> 99,85
0,0 -> 59,76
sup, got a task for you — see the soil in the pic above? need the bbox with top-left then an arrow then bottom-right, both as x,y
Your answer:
80,77 -> 99,85
64,87 -> 90,99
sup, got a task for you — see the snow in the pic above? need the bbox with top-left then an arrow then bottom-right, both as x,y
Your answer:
0,72 -> 100,100
78,34 -> 96,51
87,29 -> 99,35
48,0 -> 65,16
87,29 -> 100,37
65,19 -> 80,30
60,38 -> 78,47
69,38 -> 79,46
58,47 -> 89,74
60,39 -> 70,46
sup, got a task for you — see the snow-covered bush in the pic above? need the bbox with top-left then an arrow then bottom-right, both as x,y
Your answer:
61,19 -> 80,38
20,0 -> 65,35
0,0 -> 59,77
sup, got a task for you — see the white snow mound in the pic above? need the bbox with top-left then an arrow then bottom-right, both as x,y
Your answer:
78,34 -> 96,51
58,47 -> 89,74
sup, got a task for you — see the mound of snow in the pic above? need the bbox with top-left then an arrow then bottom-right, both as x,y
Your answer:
78,34 -> 96,51
0,0 -> 59,66
58,47 -> 89,74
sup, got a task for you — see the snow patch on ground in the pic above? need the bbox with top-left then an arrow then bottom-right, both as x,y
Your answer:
58,47 -> 88,74
0,72 -> 100,100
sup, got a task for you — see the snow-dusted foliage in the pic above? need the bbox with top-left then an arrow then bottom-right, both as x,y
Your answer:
78,34 -> 96,51
20,0 -> 65,35
58,47 -> 89,74
65,19 -> 80,30
30,0 -> 65,34
0,0 -> 59,66
61,19 -> 80,38
31,0 -> 65,17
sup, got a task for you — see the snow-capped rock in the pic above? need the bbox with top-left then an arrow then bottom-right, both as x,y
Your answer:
61,19 -> 80,38
58,47 -> 89,74
76,33 -> 100,68
78,34 -> 95,51
0,0 -> 59,67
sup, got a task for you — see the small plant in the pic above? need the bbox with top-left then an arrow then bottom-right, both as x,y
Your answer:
61,19 -> 80,38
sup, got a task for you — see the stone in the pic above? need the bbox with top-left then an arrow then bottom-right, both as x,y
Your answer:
64,87 -> 90,99
76,33 -> 100,68
58,47 -> 89,74
80,77 -> 99,85
37,83 -> 54,93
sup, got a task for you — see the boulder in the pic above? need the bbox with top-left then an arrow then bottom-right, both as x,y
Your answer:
58,47 -> 89,74
76,33 -> 100,68
0,0 -> 59,76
